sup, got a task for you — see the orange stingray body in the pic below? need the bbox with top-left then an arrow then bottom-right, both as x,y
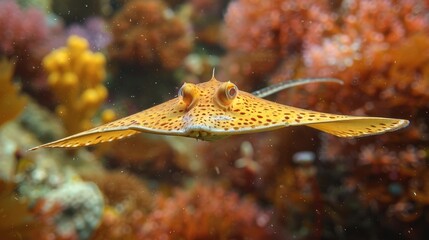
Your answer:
30,76 -> 409,150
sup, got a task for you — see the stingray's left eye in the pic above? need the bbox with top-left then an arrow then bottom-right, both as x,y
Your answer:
178,83 -> 199,110
216,82 -> 238,107
226,84 -> 238,99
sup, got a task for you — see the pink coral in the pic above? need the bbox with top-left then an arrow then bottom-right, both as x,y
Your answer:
221,0 -> 335,91
224,0 -> 335,55
0,0 -> 48,79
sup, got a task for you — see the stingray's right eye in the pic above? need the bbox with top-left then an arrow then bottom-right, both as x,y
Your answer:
215,81 -> 238,108
178,83 -> 199,110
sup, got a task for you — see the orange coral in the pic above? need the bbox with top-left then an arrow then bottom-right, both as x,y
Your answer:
283,2 -> 429,233
216,0 -> 429,237
109,0 -> 193,70
224,0 -> 335,55
139,183 -> 278,240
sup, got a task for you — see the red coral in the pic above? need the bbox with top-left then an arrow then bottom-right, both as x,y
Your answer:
109,0 -> 193,70
0,0 -> 48,79
139,184 -> 280,240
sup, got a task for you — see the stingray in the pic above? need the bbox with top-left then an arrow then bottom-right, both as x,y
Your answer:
30,75 -> 409,150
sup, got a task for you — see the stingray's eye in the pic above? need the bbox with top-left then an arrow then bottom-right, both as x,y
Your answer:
178,83 -> 199,110
226,83 -> 238,99
216,82 -> 238,107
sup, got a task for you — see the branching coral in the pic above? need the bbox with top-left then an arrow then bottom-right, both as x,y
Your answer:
0,0 -> 48,79
109,0 -> 193,70
221,0 -> 335,91
139,184 -> 278,240
224,0 -> 335,55
43,35 -> 112,134
216,0 -> 429,238
304,0 -> 429,79
279,0 -> 429,235
0,58 -> 27,127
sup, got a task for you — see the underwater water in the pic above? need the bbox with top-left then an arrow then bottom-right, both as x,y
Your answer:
1,0 -> 428,239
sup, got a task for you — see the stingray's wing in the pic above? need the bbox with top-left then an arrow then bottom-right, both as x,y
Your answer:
252,78 -> 343,98
208,93 -> 409,137
29,98 -> 187,150
28,127 -> 140,150
276,103 -> 409,137
304,116 -> 409,137
249,78 -> 409,136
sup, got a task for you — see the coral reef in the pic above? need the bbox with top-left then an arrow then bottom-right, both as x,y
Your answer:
297,33 -> 429,117
43,35 -> 111,134
221,0 -> 336,91
0,0 -> 48,80
32,182 -> 104,239
0,58 -> 27,127
0,110 -> 105,239
140,183 -> 279,240
210,0 -> 429,238
3,0 -> 429,239
224,0 -> 334,55
109,0 -> 193,70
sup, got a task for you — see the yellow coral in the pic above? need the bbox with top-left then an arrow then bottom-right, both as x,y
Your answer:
0,59 -> 27,127
43,35 -> 112,134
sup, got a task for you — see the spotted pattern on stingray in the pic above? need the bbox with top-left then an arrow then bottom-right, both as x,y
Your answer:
30,77 -> 409,150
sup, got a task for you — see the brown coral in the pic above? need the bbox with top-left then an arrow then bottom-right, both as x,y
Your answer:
109,0 -> 193,70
